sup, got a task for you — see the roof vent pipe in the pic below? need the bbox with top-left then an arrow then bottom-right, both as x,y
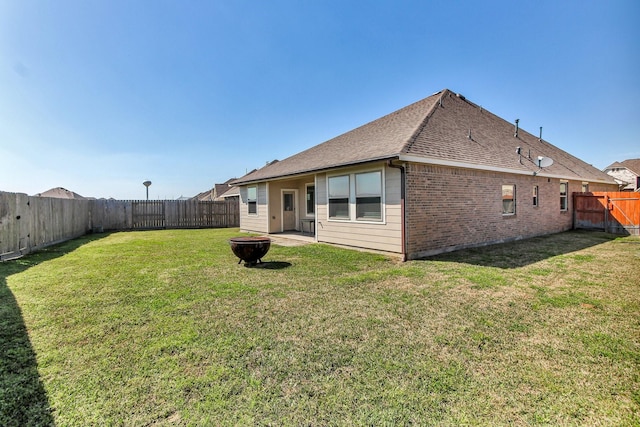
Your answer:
539,126 -> 543,141
514,119 -> 519,138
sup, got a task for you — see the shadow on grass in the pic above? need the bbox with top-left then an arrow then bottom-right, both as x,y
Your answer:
246,261 -> 292,270
424,230 -> 619,269
0,233 -> 110,426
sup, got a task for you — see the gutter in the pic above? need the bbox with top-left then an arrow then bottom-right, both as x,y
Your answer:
234,152 -> 616,188
387,158 -> 407,262
398,154 -> 617,185
231,156 -> 399,186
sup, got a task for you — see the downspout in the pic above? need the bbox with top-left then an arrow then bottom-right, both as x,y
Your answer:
388,159 -> 407,261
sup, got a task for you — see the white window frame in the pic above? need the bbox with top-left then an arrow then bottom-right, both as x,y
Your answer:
305,183 -> 315,217
327,168 -> 385,223
247,185 -> 257,215
533,185 -> 539,207
502,184 -> 516,216
582,182 -> 589,193
328,175 -> 350,220
355,170 -> 383,221
560,181 -> 568,211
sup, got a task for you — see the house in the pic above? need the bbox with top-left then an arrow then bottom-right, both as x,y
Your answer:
603,159 -> 640,192
231,89 -> 617,260
216,185 -> 240,201
34,187 -> 88,199
193,178 -> 238,201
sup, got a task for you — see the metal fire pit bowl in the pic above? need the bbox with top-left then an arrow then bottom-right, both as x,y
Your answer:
229,237 -> 271,267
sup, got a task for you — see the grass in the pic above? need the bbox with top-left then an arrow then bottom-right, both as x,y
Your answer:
1,228 -> 639,426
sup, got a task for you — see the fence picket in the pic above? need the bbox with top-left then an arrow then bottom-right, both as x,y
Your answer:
573,192 -> 640,235
1,192 -> 240,260
128,200 -> 239,230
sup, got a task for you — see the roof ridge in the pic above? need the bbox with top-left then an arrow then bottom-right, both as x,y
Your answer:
605,161 -> 624,169
232,88 -> 614,186
402,89 -> 448,153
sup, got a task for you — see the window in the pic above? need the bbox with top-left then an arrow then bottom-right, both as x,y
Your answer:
532,185 -> 539,207
283,192 -> 294,212
327,169 -> 385,222
306,184 -> 315,216
582,182 -> 589,192
247,186 -> 257,214
502,185 -> 515,215
355,171 -> 382,220
560,182 -> 568,211
328,175 -> 350,219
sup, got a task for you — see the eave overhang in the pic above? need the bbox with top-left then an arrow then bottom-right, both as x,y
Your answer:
231,154 -> 616,187
398,154 -> 617,185
230,155 -> 399,186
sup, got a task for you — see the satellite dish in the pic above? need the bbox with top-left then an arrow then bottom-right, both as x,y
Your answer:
537,156 -> 554,168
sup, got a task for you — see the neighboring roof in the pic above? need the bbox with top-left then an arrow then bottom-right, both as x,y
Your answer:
193,189 -> 214,201
218,186 -> 239,198
215,182 -> 231,197
605,159 -> 640,176
233,89 -> 615,186
34,187 -> 87,199
604,161 -> 625,171
193,178 -> 237,201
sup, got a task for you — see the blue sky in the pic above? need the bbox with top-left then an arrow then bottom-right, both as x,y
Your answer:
1,0 -> 638,199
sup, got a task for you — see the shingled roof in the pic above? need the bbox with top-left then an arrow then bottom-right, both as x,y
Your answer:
605,159 -> 640,176
193,178 -> 237,201
34,187 -> 87,199
233,89 -> 614,185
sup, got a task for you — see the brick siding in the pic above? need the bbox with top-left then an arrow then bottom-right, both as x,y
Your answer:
405,163 -> 616,259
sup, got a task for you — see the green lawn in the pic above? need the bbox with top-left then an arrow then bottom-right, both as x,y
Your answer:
1,228 -> 639,426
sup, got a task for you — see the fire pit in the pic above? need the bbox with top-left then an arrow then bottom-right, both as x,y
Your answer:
229,237 -> 271,266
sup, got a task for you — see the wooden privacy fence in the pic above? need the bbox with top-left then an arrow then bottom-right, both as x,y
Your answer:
0,192 -> 91,260
574,192 -> 640,235
132,200 -> 239,229
1,192 -> 240,260
92,199 -> 240,231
